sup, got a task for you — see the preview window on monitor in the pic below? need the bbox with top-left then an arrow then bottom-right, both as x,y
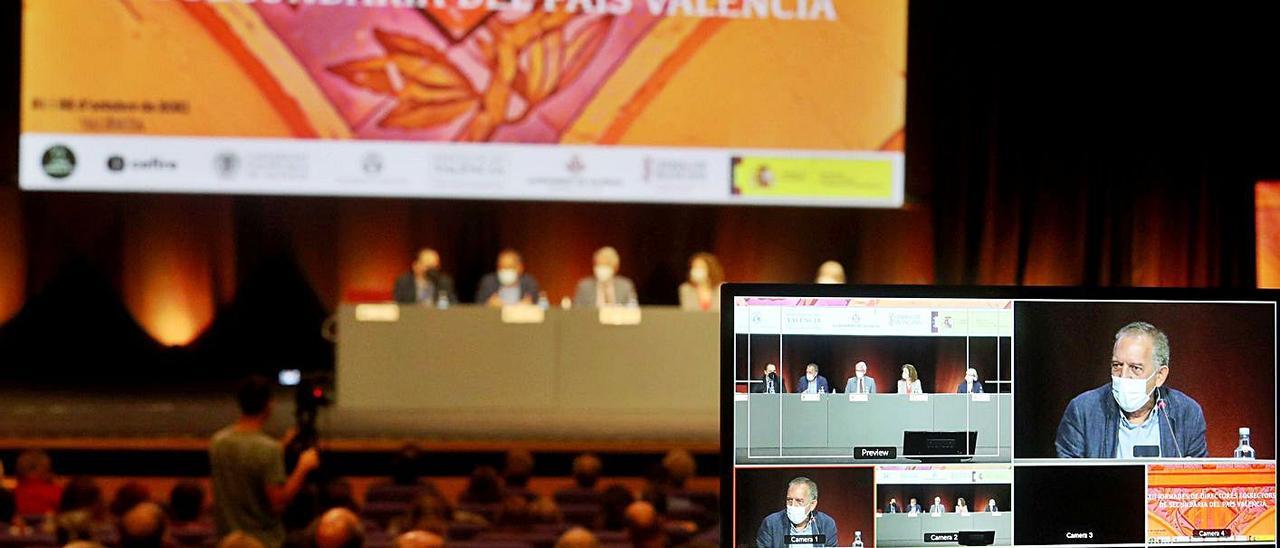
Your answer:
721,287 -> 1277,548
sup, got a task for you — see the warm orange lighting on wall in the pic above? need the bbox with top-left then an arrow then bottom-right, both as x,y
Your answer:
1258,181 -> 1280,288
121,198 -> 222,346
0,189 -> 26,324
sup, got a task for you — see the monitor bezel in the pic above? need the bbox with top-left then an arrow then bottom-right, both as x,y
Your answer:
719,283 -> 1279,547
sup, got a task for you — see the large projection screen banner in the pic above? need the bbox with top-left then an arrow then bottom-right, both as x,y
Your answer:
20,0 -> 905,207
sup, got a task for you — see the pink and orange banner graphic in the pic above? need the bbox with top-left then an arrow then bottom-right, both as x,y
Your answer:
20,0 -> 905,206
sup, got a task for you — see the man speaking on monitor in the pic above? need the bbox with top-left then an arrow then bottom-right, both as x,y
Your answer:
1055,321 -> 1207,458
756,477 -> 838,547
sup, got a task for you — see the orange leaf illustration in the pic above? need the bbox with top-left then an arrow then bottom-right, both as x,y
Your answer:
381,98 -> 478,129
327,29 -> 480,131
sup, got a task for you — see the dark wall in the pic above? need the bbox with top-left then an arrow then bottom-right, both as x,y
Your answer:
1014,301 -> 1276,459
734,467 -> 874,547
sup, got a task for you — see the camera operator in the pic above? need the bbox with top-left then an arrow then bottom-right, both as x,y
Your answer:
211,376 -> 320,548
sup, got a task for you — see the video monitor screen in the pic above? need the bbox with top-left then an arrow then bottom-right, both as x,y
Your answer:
722,286 -> 1277,547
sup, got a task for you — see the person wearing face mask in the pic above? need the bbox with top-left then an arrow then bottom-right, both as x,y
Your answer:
755,477 -> 838,547
906,497 -> 921,514
843,361 -> 877,394
1055,321 -> 1206,458
393,248 -> 457,305
475,249 -> 541,307
928,497 -> 945,515
678,252 -> 724,311
956,367 -> 984,393
814,261 -> 846,284
885,498 -> 900,513
573,246 -> 637,308
896,364 -> 922,394
753,363 -> 785,394
796,363 -> 829,394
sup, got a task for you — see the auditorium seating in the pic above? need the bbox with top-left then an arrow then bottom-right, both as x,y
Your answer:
0,463 -> 722,548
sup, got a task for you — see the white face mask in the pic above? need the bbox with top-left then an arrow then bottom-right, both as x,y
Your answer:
1111,366 -> 1161,413
497,268 -> 518,286
855,370 -> 865,378
689,267 -> 708,284
785,504 -> 810,525
593,264 -> 615,282
806,373 -> 816,381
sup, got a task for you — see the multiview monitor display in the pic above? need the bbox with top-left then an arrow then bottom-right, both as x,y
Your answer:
721,286 -> 1277,547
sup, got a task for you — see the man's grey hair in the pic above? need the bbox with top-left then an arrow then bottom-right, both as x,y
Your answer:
1114,321 -> 1170,368
788,477 -> 818,501
806,363 -> 819,372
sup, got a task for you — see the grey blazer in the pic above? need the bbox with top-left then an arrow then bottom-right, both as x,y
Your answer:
573,276 -> 637,307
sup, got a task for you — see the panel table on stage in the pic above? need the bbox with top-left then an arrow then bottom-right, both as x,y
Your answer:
335,304 -> 719,441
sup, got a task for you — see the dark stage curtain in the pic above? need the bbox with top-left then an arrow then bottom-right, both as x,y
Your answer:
908,2 -> 1280,287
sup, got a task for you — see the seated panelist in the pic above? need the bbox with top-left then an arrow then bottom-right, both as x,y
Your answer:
907,498 -> 921,514
573,246 -> 637,308
1055,321 -> 1207,458
753,363 -> 784,394
755,477 -> 838,547
956,368 -> 985,393
844,361 -> 877,394
392,248 -> 456,305
796,363 -> 829,394
475,249 -> 540,306
896,364 -> 923,394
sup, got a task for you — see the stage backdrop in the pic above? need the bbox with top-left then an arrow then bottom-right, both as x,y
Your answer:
19,0 -> 904,206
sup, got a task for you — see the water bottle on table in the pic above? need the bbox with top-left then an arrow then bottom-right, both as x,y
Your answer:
1234,427 -> 1255,459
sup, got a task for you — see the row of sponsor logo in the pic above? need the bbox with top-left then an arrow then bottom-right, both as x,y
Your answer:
38,144 -> 719,186
744,308 -> 1011,335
